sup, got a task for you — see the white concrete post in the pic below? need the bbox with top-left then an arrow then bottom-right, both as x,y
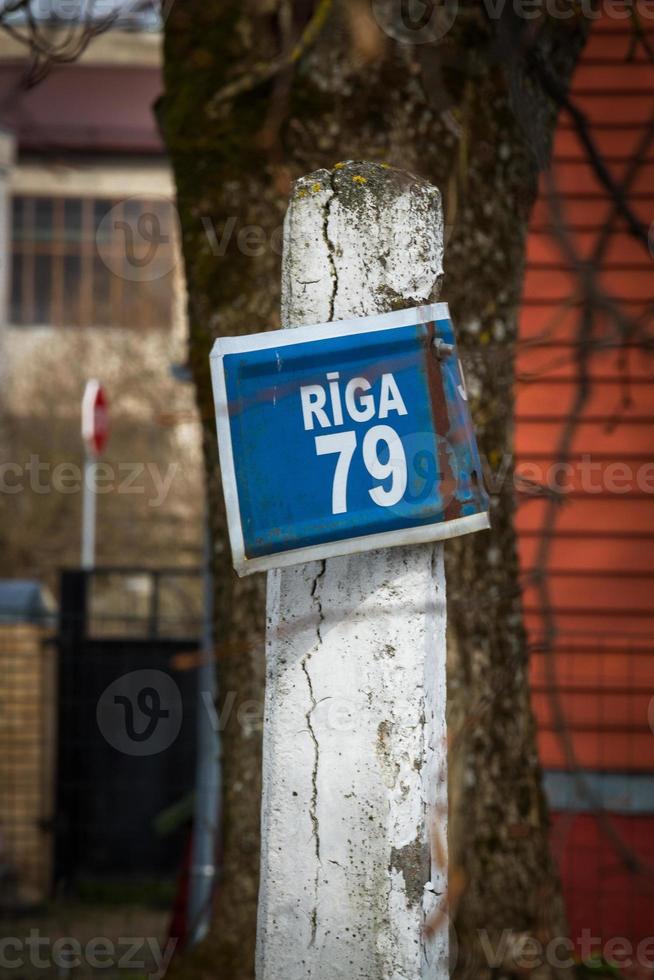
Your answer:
256,161 -> 448,980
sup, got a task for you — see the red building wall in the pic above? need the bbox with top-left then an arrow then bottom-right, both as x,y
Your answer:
518,12 -> 654,961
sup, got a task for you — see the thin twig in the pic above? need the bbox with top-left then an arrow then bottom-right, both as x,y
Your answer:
209,0 -> 333,109
529,50 -> 651,252
0,0 -> 118,86
627,5 -> 654,62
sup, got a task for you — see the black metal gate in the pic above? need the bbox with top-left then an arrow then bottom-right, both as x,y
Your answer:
56,568 -> 202,887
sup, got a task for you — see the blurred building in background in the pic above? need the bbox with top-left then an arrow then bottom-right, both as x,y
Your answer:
0,13 -> 204,586
0,12 -> 206,957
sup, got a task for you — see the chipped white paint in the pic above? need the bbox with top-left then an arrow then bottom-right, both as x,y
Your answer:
257,162 -> 448,980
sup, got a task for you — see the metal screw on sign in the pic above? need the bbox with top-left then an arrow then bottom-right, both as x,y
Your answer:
432,338 -> 455,359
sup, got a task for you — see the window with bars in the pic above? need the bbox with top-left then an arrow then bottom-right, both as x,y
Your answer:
10,196 -> 176,328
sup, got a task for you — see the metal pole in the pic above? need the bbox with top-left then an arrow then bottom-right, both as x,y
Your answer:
81,450 -> 96,570
187,509 -> 220,945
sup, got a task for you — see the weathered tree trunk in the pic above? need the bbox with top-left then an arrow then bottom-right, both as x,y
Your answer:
161,4 -> 589,977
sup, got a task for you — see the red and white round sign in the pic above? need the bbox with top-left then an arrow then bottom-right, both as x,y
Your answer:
82,380 -> 109,457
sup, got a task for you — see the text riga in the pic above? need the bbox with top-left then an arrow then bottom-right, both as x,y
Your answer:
299,372 -> 410,515
299,371 -> 408,431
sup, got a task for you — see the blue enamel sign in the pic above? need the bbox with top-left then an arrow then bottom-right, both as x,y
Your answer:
210,303 -> 489,575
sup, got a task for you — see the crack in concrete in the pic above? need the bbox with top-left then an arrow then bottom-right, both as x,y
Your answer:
323,171 -> 338,321
302,654 -> 320,948
310,558 -> 326,644
302,559 -> 326,948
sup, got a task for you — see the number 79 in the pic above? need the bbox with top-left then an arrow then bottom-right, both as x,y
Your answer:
315,425 -> 408,515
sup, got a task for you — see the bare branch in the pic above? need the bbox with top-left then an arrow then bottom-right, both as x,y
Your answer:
529,48 -> 651,252
0,0 -> 121,86
208,0 -> 333,111
627,4 -> 654,62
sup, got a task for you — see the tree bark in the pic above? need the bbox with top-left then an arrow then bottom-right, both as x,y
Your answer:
161,4 -> 589,977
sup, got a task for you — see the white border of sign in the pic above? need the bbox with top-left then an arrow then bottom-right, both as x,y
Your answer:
210,302 -> 490,576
